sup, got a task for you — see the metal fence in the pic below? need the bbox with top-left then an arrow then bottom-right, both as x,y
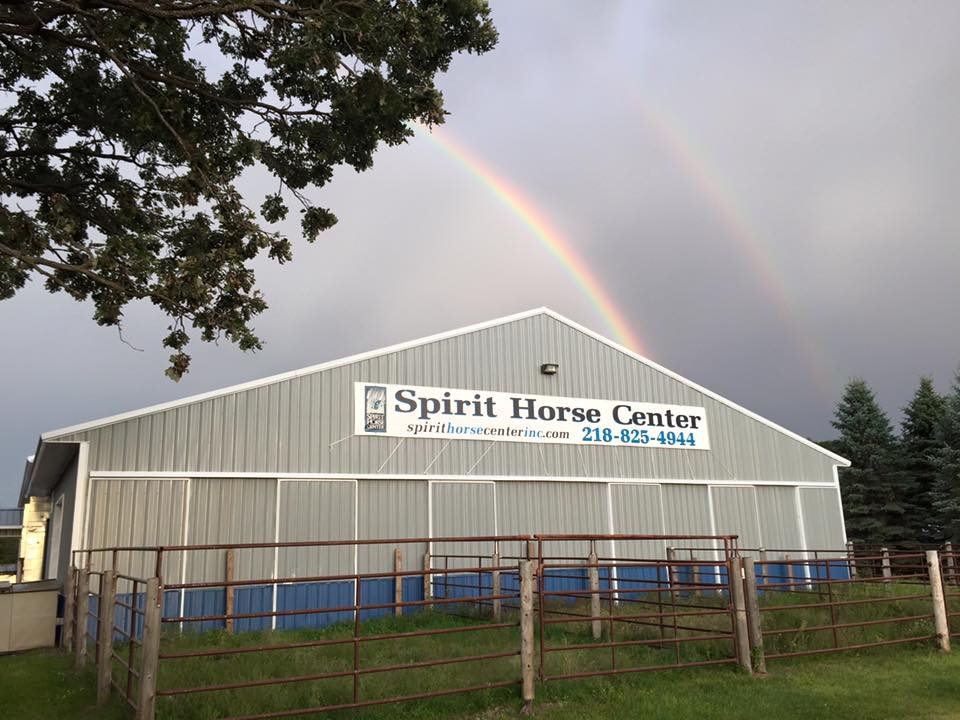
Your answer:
62,537 -> 954,720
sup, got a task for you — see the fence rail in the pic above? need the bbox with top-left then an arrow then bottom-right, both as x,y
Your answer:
62,536 -> 955,720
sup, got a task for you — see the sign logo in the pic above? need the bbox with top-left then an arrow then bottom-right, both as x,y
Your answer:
363,385 -> 387,433
355,383 -> 710,450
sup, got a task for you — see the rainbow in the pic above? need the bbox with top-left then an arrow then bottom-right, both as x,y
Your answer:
412,123 -> 647,356
631,99 -> 835,393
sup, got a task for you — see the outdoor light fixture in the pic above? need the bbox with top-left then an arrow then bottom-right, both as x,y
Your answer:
540,362 -> 559,376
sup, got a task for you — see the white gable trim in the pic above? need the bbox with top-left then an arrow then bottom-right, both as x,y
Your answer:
40,307 -> 848,466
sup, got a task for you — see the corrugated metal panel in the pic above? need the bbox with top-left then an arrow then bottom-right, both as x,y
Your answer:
85,478 -> 185,579
756,486 -> 804,552
799,487 -> 846,557
431,482 -> 496,567
186,478 -> 276,582
611,483 -> 666,560
0,509 -> 22,527
356,480 -> 428,574
57,313 -> 839,485
277,481 -> 355,579
659,484 -> 715,555
495,481 -> 609,559
711,486 -> 762,556
50,456 -> 78,582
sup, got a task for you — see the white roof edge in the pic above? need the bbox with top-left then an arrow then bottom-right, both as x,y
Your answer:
40,305 -> 849,467
537,308 -> 850,467
40,307 -> 550,440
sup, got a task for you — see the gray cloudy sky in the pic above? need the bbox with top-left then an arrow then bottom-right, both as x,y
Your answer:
3,1 -> 959,504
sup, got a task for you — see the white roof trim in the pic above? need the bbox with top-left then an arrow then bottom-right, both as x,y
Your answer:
41,306 -> 849,466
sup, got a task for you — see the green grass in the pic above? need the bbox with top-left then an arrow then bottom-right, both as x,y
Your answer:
3,581 -> 959,720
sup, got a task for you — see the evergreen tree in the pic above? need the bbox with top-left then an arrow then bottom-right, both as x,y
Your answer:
901,377 -> 947,542
832,379 -> 913,544
934,369 -> 960,541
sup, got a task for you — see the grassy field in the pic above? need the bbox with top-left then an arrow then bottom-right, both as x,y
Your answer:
2,581 -> 956,720
4,644 -> 960,720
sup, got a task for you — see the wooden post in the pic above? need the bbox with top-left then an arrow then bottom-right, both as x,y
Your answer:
526,538 -> 537,561
927,550 -> 951,652
588,546 -> 601,640
96,570 -> 117,705
15,556 -> 23,584
519,560 -> 535,714
666,547 -> 678,593
741,557 -> 766,673
491,549 -> 502,621
783,553 -> 793,588
692,557 -> 702,599
422,552 -> 432,609
729,557 -> 752,674
225,548 -> 235,634
394,548 -> 403,617
63,566 -> 76,651
944,542 -> 955,586
881,547 -> 892,584
846,541 -> 857,580
137,577 -> 162,720
74,568 -> 90,671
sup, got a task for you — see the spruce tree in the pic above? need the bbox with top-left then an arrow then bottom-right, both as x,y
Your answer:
901,377 -> 947,542
934,369 -> 960,542
832,379 -> 913,545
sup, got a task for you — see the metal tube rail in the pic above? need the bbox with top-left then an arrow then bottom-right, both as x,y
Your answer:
758,592 -> 932,613
544,632 -> 734,654
161,590 -> 518,624
158,620 -> 520,660
761,613 -> 933,637
765,634 -> 935,660
543,656 -> 737,682
219,680 -> 523,720
165,562 -> 515,591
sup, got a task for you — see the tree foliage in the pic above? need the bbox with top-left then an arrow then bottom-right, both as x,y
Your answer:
0,0 -> 497,378
934,369 -> 960,542
900,376 -> 946,542
832,378 -> 913,545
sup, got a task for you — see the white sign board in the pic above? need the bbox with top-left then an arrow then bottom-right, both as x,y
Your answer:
355,383 -> 710,450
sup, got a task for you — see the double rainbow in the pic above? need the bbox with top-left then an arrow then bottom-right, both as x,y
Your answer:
411,123 -> 647,357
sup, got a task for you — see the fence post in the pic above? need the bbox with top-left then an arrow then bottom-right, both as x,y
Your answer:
692,556 -> 702,598
15,556 -> 23,584
519,560 -> 535,714
137,577 -> 162,720
926,550 -> 951,653
741,557 -> 766,673
394,548 -> 403,617
225,548 -> 235,634
491,548 -> 502,621
63,565 -> 76,651
666,546 -> 677,592
729,557 -> 752,675
96,570 -> 117,705
587,544 -> 601,640
881,547 -> 892,584
945,542 -> 955,585
846,541 -> 857,580
74,567 -> 90,671
422,551 -> 432,609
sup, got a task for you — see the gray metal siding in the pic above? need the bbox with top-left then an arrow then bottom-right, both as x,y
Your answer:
0,509 -> 21,527
431,482 -> 497,565
711,486 -> 762,556
56,313 -> 838,484
50,456 -> 78,582
756,486 -> 804,552
659,484 -> 715,554
356,480 -> 428,573
277,481 -> 355,578
186,478 -> 276,583
611,483 -> 666,560
799,487 -> 846,556
85,478 -> 186,579
495,481 -> 609,559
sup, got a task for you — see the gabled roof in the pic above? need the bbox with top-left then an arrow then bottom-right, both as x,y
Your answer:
40,307 -> 849,466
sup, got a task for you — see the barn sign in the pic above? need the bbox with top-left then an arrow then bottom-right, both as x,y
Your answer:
355,383 -> 710,450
